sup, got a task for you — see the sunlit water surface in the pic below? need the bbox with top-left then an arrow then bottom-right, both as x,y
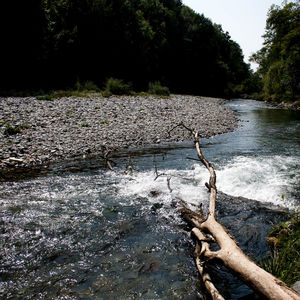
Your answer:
0,99 -> 299,299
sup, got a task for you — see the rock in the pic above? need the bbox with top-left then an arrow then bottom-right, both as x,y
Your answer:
293,281 -> 300,294
150,190 -> 162,197
8,157 -> 23,163
0,95 -> 237,172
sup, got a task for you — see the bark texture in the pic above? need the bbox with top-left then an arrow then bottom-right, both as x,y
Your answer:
172,122 -> 300,300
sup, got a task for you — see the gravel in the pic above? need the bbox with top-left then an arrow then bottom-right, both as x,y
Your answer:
0,95 -> 237,170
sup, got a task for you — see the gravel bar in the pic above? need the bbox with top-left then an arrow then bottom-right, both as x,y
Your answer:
0,95 -> 237,170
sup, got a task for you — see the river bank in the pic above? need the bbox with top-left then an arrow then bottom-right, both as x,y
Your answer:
0,95 -> 237,175
0,98 -> 299,299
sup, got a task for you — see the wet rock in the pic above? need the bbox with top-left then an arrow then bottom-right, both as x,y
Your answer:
216,192 -> 290,257
138,262 -> 161,274
149,190 -> 162,197
151,202 -> 163,213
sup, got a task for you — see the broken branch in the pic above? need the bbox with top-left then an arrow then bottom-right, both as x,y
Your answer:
172,123 -> 300,300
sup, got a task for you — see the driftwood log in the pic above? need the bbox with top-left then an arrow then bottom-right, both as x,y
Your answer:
170,123 -> 300,300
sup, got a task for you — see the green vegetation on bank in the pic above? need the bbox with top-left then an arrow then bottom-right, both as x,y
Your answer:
0,0 -> 250,98
148,81 -> 170,96
260,214 -> 300,286
8,78 -> 171,100
249,1 -> 300,103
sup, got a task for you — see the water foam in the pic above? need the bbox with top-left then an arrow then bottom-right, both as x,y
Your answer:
215,155 -> 299,209
115,168 -> 209,207
113,154 -> 299,210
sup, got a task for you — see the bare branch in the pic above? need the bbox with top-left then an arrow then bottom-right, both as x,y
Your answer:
169,123 -> 300,300
167,176 -> 173,193
193,235 -> 224,300
101,145 -> 114,171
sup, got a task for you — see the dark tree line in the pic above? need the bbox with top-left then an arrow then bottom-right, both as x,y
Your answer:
1,0 -> 251,97
250,1 -> 300,102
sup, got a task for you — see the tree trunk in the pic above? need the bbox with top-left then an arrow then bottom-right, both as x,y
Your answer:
170,123 -> 300,300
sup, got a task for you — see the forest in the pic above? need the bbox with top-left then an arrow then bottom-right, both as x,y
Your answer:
250,1 -> 300,102
1,0 -> 250,97
1,1 -> 299,102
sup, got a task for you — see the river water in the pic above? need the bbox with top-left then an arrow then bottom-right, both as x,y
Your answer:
0,99 -> 299,299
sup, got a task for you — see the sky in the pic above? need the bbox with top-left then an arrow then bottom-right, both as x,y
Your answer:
181,0 -> 285,70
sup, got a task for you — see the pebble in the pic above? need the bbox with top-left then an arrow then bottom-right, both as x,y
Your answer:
0,95 -> 237,170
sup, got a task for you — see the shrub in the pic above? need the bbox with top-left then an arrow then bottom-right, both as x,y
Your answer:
101,89 -> 112,98
83,81 -> 99,91
148,81 -> 170,96
105,78 -> 131,95
260,214 -> 300,286
75,80 -> 99,92
4,124 -> 21,136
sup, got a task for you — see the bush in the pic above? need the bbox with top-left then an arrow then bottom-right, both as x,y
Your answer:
260,214 -> 300,286
83,81 -> 99,91
148,81 -> 170,96
104,78 -> 131,95
75,80 -> 99,92
101,89 -> 112,98
4,124 -> 21,136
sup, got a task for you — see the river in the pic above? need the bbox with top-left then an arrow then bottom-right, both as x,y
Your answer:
0,99 -> 299,299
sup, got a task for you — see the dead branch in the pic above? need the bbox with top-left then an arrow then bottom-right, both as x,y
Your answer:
167,176 -> 173,193
101,146 -> 114,171
172,123 -> 300,300
193,231 -> 224,300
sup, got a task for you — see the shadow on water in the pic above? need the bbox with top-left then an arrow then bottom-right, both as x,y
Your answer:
0,99 -> 299,299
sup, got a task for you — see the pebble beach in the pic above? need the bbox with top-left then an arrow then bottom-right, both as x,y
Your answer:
0,95 -> 237,171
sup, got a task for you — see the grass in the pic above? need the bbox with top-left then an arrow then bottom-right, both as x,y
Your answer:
36,89 -> 103,101
260,213 -> 300,286
148,81 -> 170,96
1,78 -> 171,99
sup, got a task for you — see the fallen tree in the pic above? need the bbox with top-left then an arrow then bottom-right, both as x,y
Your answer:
169,123 -> 300,300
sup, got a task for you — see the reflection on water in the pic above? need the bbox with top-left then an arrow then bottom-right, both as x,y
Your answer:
0,99 -> 299,299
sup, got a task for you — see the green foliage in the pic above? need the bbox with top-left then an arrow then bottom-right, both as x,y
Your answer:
100,119 -> 109,125
80,123 -> 89,127
251,1 -> 300,102
148,81 -> 170,96
260,214 -> 300,286
36,94 -> 54,101
234,72 -> 263,99
76,80 -> 100,92
4,125 -> 22,136
36,88 -> 102,100
1,0 -> 251,97
104,78 -> 131,95
101,90 -> 112,98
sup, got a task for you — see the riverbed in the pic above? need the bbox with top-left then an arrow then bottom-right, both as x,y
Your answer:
0,95 -> 236,171
0,99 -> 299,299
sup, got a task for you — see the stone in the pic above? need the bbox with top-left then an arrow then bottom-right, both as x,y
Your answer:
293,281 -> 300,294
0,95 -> 237,171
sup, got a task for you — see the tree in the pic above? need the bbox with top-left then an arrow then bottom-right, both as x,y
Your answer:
251,1 -> 300,102
0,0 -> 251,96
171,123 -> 300,299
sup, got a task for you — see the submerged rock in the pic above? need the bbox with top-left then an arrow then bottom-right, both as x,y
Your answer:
216,192 -> 290,257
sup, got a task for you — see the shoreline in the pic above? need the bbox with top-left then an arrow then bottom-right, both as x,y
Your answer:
0,95 -> 237,177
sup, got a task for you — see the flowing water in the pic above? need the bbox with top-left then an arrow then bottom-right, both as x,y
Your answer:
0,99 -> 299,299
